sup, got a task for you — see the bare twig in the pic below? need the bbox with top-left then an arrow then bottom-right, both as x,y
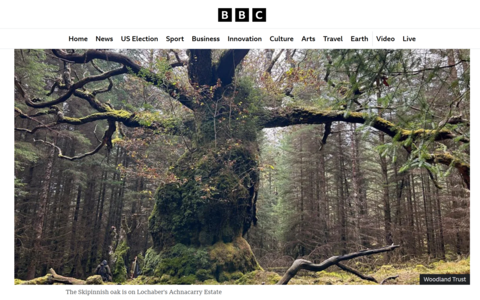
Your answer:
34,138 -> 105,161
336,262 -> 399,285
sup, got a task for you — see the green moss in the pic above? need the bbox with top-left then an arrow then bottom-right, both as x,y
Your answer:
217,272 -> 228,282
373,116 -> 397,128
112,241 -> 130,283
154,243 -> 209,278
63,110 -> 133,125
113,257 -> 128,283
173,275 -> 197,285
124,275 -> 160,285
432,260 -> 446,267
317,270 -> 344,278
86,275 -> 104,285
244,259 -> 470,286
160,274 -> 171,283
196,269 -> 213,281
143,248 -> 162,276
414,265 -> 428,272
14,278 -> 25,285
18,275 -> 51,285
427,259 -> 470,275
208,237 -> 260,282
149,142 -> 259,249
235,270 -> 282,285
141,237 -> 259,284
126,259 -> 470,285
203,279 -> 220,285
228,271 -> 244,281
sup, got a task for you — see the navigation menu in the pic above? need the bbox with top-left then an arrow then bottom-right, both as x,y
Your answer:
13,30 -> 470,49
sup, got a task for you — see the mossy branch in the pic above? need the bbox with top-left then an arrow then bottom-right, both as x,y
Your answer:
261,107 -> 467,143
57,110 -> 191,136
47,268 -> 86,285
17,268 -> 105,285
428,152 -> 470,189
261,107 -> 470,188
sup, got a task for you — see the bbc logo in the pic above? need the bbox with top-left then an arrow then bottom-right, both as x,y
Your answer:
218,8 -> 266,22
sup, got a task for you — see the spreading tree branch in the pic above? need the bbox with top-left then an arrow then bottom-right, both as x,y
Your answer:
388,60 -> 468,76
16,52 -> 194,140
15,107 -> 59,133
15,104 -> 194,138
51,49 -> 195,110
34,138 -> 105,161
261,108 -> 468,143
34,120 -> 116,161
18,66 -> 127,109
260,107 -> 469,188
90,60 -> 114,95
427,152 -> 470,189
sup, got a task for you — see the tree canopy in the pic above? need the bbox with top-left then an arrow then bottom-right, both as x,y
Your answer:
15,49 -> 469,185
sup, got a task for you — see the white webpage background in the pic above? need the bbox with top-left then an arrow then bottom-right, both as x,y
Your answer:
1,1 -> 477,299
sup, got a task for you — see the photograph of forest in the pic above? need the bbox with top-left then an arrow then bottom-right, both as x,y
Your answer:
14,49 -> 470,285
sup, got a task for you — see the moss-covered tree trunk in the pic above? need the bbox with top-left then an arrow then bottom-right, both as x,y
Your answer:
145,66 -> 262,282
145,135 -> 261,281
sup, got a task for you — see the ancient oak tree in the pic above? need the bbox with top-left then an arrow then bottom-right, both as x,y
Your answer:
15,49 -> 469,281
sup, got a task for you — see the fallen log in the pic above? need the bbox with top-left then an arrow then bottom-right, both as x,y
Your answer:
48,268 -> 86,285
277,244 -> 400,285
18,269 -> 104,285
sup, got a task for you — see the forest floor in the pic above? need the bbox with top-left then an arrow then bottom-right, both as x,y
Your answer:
281,257 -> 470,285
16,258 -> 469,285
126,257 -> 470,285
